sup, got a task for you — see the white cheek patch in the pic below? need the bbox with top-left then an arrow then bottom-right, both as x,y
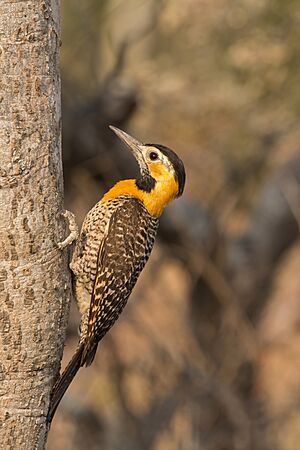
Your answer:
161,154 -> 173,172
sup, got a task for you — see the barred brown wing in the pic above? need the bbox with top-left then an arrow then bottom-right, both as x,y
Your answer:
82,197 -> 158,365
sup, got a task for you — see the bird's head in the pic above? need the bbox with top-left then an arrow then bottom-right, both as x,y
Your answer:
109,126 -> 186,203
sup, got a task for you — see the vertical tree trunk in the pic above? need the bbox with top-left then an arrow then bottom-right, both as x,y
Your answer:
0,1 -> 70,448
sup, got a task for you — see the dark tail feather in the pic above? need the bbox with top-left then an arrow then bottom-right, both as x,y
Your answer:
82,341 -> 98,367
48,343 -> 84,424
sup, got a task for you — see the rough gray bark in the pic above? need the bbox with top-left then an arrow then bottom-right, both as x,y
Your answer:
0,1 -> 70,448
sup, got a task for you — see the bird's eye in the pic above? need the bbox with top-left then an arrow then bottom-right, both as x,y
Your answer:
149,151 -> 158,161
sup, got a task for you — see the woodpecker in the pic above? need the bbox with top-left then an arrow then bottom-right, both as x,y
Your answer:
48,126 -> 185,422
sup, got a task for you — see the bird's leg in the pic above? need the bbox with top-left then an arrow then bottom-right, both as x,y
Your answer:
57,210 -> 79,249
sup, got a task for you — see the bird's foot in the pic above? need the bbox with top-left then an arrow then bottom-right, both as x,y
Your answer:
57,210 -> 79,249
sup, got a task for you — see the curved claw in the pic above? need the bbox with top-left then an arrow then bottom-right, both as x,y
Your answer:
57,210 -> 79,249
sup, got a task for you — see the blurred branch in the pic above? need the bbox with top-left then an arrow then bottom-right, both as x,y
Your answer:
201,258 -> 258,359
108,338 -> 181,450
105,0 -> 164,83
281,175 -> 300,231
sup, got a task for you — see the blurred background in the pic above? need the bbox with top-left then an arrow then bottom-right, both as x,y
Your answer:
48,1 -> 300,449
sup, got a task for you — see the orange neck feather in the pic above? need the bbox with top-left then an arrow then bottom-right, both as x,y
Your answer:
102,178 -> 178,218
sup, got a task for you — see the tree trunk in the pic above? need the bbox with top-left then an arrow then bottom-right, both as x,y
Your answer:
0,1 -> 70,448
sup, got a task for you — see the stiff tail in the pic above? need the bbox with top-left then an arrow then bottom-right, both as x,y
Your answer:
81,340 -> 98,367
48,343 -> 84,424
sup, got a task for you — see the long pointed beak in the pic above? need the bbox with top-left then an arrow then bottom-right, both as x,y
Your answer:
109,126 -> 150,176
109,126 -> 145,165
109,125 -> 142,148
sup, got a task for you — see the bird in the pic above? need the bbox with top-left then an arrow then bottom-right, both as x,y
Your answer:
48,126 -> 186,422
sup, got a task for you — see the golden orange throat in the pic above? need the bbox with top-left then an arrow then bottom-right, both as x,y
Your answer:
102,178 -> 178,218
